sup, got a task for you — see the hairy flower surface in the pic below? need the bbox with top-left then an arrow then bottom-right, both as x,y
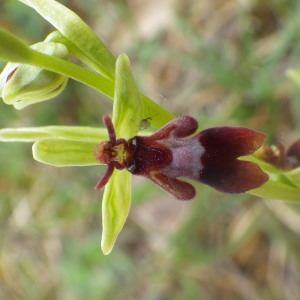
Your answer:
95,115 -> 269,200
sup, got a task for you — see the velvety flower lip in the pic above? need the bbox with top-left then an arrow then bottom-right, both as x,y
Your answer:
198,127 -> 269,193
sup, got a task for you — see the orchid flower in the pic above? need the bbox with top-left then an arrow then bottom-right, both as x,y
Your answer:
95,115 -> 268,200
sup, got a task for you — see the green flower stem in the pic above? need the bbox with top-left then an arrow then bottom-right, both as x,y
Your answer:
45,31 -> 107,77
0,126 -> 107,142
0,28 -> 32,63
33,139 -> 98,166
29,50 -> 115,99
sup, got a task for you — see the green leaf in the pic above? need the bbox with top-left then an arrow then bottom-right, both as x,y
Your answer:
101,171 -> 131,255
32,139 -> 98,166
0,126 -> 107,142
18,0 -> 116,80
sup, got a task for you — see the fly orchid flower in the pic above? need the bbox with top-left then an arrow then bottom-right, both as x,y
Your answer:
94,115 -> 269,200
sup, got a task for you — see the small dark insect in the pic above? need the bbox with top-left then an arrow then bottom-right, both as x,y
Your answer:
94,115 -> 268,200
139,117 -> 152,130
138,114 -> 157,130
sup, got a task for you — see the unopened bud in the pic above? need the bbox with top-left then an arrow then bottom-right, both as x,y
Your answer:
0,41 -> 69,109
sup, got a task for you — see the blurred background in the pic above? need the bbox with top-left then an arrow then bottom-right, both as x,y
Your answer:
1,0 -> 300,299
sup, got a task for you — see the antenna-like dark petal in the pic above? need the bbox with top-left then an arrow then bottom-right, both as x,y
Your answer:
103,115 -> 116,145
95,164 -> 114,190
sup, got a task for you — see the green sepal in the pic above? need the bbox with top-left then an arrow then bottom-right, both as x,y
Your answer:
112,54 -> 144,138
33,139 -> 98,166
101,171 -> 131,255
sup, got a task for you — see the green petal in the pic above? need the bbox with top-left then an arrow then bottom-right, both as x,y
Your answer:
32,139 -> 98,166
101,171 -> 131,255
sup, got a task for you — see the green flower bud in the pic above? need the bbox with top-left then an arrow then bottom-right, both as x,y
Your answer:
0,41 -> 69,109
